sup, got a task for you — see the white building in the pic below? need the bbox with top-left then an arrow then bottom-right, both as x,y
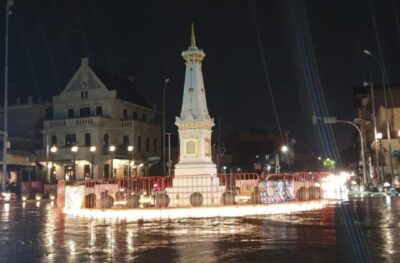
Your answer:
36,58 -> 160,181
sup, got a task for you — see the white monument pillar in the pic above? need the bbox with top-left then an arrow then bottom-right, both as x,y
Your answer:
166,25 -> 224,207
174,24 -> 216,176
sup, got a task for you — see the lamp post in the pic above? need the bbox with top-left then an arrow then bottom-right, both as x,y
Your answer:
90,146 -> 96,179
363,49 -> 394,181
162,78 -> 170,176
166,132 -> 172,176
377,132 -> 384,182
127,145 -> 133,177
71,145 -> 78,181
313,115 -> 367,184
1,0 -> 13,192
109,145 -> 116,178
50,146 -> 57,183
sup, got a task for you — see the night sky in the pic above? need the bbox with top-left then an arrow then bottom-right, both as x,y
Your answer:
1,0 -> 400,157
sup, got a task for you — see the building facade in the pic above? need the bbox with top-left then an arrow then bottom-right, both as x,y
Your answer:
354,84 -> 400,181
36,58 -> 160,181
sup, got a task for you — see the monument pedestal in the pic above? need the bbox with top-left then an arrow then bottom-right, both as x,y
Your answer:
166,162 -> 225,207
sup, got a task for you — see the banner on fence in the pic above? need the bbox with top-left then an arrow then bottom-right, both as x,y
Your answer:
65,185 -> 85,210
94,184 -> 118,209
235,179 -> 258,196
258,180 -> 295,203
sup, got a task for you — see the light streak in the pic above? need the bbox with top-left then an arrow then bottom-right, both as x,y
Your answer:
64,200 -> 330,221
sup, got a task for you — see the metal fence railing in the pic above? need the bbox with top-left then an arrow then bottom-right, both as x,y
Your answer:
59,172 -> 330,209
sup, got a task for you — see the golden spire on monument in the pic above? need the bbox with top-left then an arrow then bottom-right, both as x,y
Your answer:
191,23 -> 196,47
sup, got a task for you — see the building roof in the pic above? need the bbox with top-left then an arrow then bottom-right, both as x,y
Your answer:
92,66 -> 153,109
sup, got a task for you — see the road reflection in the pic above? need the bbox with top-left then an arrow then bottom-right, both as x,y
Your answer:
0,197 -> 399,262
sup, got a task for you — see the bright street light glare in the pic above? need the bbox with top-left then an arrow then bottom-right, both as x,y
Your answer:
280,145 -> 288,153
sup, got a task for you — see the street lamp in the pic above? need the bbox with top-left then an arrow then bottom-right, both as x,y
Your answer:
162,78 -> 170,176
127,145 -> 133,177
109,145 -> 116,178
313,115 -> 367,184
71,145 -> 78,180
50,146 -> 57,183
90,146 -> 96,179
363,49 -> 394,181
376,132 -> 384,180
2,0 -> 13,193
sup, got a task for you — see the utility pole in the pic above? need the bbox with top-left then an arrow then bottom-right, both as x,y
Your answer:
217,118 -> 221,173
166,133 -> 172,176
2,0 -> 13,192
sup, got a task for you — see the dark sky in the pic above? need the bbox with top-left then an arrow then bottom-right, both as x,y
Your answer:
2,0 -> 400,157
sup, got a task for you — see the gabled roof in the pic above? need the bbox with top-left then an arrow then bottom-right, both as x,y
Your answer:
92,67 -> 152,109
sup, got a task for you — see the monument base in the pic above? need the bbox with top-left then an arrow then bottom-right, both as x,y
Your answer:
166,162 -> 225,207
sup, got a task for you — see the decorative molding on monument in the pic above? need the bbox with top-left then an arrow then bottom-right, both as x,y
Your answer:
175,119 -> 214,130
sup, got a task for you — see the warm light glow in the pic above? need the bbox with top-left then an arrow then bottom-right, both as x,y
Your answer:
35,194 -> 42,201
2,192 -> 11,202
280,145 -> 288,153
71,146 -> 79,153
320,172 -> 350,200
90,146 -> 96,152
127,145 -> 134,152
21,195 -> 27,201
64,200 -> 330,221
109,145 -> 116,152
49,193 -> 56,200
377,132 -> 383,140
50,146 -> 57,153
139,163 -> 144,167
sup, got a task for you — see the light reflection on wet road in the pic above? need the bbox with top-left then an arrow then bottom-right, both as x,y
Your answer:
0,197 -> 399,262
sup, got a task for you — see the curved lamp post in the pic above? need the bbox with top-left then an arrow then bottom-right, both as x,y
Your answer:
363,49 -> 394,182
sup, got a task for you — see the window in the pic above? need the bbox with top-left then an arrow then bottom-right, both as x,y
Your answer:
68,109 -> 74,118
85,133 -> 91,146
80,107 -> 90,117
142,113 -> 146,122
51,135 -> 57,146
137,136 -> 142,152
153,139 -> 158,153
80,91 -> 88,99
123,135 -> 129,146
103,134 -> 109,146
133,111 -> 138,120
146,138 -> 150,152
84,165 -> 90,178
96,106 -> 103,116
65,134 -> 76,147
123,109 -> 128,120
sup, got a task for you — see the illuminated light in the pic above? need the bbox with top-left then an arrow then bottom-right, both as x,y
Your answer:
127,145 -> 134,152
267,165 -> 271,171
47,163 -> 53,169
320,172 -> 350,200
139,163 -> 144,167
64,200 -> 330,221
49,193 -> 56,200
383,182 -> 390,187
109,145 -> 116,152
90,146 -> 96,152
21,195 -> 27,202
223,166 -> 227,170
35,193 -> 42,201
71,145 -> 79,153
315,182 -> 321,187
2,192 -> 11,202
36,201 -> 41,207
280,145 -> 288,153
377,132 -> 383,140
351,180 -> 357,185
50,146 -> 57,153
